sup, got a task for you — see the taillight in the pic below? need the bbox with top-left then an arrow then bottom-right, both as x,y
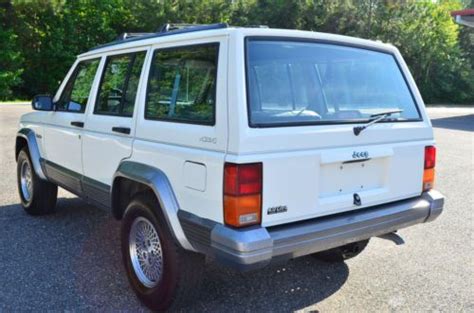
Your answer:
424,146 -> 436,169
224,162 -> 262,227
423,146 -> 436,191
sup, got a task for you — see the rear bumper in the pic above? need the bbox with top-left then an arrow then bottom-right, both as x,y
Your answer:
178,190 -> 444,271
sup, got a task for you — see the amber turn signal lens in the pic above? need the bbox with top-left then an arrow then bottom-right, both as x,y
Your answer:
224,194 -> 261,227
423,168 -> 435,191
422,146 -> 436,191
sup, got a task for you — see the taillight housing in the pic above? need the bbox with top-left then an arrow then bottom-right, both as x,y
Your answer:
423,146 -> 436,191
224,162 -> 262,227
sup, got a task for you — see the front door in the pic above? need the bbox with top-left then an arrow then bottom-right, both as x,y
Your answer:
43,58 -> 100,193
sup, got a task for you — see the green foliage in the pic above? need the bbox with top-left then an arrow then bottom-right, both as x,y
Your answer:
233,0 -> 474,104
0,0 -> 472,104
371,1 -> 474,103
0,6 -> 23,100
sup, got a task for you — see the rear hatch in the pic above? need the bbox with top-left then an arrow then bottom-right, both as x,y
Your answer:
230,37 -> 433,227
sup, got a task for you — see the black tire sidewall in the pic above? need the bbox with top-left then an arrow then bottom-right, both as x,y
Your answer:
121,197 -> 180,310
17,149 -> 34,208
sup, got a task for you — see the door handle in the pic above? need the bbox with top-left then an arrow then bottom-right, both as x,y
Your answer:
112,127 -> 131,135
71,121 -> 84,128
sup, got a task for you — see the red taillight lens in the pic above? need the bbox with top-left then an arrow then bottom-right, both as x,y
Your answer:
224,163 -> 262,196
424,146 -> 436,169
423,146 -> 436,191
224,163 -> 262,227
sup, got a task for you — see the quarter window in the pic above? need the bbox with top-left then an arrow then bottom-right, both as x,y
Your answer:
145,43 -> 218,125
95,51 -> 146,116
56,59 -> 100,112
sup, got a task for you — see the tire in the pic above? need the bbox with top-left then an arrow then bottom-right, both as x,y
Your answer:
17,147 -> 58,215
121,193 -> 205,312
313,239 -> 370,263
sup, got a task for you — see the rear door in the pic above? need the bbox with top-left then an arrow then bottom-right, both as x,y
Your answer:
228,36 -> 433,227
81,48 -> 148,207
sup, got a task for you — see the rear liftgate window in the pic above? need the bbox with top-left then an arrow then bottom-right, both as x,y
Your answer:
246,39 -> 421,127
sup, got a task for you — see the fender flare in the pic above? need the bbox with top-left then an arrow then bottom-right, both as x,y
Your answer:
16,128 -> 47,180
112,161 -> 194,251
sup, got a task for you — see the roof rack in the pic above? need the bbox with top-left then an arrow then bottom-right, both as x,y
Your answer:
157,23 -> 214,33
115,32 -> 154,41
90,23 -> 229,52
245,25 -> 269,29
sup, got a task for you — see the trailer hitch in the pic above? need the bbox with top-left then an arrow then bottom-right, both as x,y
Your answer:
377,232 -> 405,245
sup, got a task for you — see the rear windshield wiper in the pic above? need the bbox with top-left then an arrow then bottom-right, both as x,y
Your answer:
353,109 -> 403,136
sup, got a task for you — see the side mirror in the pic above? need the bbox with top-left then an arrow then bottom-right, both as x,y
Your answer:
32,95 -> 54,111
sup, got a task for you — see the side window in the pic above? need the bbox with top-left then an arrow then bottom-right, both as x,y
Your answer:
95,51 -> 146,117
56,59 -> 100,112
145,43 -> 218,125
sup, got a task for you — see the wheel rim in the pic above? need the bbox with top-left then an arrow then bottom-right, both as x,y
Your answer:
129,216 -> 163,288
20,160 -> 33,202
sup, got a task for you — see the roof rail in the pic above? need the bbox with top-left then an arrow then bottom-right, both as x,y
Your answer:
116,32 -> 154,41
90,23 -> 229,52
158,23 -> 209,33
245,25 -> 269,29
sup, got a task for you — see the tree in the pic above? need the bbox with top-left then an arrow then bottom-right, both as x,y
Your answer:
2,0 -> 473,104
369,1 -> 474,103
0,4 -> 23,100
11,0 -> 69,96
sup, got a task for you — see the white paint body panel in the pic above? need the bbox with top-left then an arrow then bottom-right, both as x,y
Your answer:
42,112 -> 85,174
81,47 -> 150,186
225,29 -> 433,227
131,36 -> 229,223
18,27 -> 435,230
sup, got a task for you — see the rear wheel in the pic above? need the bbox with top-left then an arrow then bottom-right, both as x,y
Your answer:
313,239 -> 370,263
17,147 -> 57,215
121,194 -> 205,311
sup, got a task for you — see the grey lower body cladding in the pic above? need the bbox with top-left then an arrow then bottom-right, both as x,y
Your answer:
178,190 -> 444,271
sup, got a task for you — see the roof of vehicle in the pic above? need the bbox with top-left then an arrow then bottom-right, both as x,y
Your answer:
78,24 -> 397,58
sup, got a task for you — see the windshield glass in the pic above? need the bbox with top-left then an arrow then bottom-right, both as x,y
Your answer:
246,39 -> 421,127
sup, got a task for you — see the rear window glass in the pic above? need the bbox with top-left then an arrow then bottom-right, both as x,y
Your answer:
246,39 -> 421,127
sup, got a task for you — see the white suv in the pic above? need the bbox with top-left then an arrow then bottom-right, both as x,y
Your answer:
15,24 -> 444,311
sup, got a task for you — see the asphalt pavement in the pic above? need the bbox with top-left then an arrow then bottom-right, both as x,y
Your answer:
0,104 -> 472,312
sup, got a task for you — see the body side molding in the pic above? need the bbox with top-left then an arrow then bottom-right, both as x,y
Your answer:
112,161 -> 194,251
16,128 -> 47,180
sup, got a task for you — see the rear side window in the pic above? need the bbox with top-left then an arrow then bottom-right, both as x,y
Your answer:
145,43 -> 218,125
95,51 -> 146,117
56,59 -> 100,113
